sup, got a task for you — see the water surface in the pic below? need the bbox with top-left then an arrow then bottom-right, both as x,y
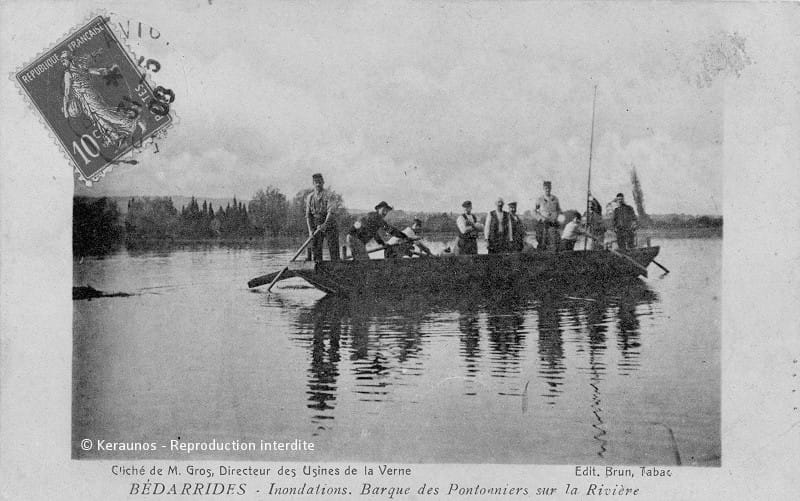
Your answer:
73,237 -> 720,465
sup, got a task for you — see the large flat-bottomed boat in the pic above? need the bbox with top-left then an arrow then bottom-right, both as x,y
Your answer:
248,246 -> 660,296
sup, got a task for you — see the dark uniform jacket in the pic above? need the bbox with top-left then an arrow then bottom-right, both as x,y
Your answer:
509,213 -> 526,251
612,203 -> 637,231
349,212 -> 406,245
485,210 -> 510,252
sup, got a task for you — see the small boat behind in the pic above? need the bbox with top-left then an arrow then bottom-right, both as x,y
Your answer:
248,246 -> 660,296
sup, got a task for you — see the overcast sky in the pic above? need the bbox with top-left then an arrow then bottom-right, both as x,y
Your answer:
18,1 -> 747,214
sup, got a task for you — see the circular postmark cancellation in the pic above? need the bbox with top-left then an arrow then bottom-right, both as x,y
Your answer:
14,15 -> 175,184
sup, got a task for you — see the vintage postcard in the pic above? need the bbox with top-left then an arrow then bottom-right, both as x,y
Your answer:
1,1 -> 798,500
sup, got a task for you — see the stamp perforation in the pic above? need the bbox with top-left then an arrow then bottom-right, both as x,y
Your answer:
10,10 -> 176,186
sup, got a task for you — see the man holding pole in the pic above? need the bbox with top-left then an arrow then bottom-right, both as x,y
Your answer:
585,195 -> 606,250
306,173 -> 340,262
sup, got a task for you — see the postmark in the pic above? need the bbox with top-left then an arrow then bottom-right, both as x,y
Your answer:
14,15 -> 174,184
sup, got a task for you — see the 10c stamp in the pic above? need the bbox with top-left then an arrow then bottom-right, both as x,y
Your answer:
15,15 -> 173,183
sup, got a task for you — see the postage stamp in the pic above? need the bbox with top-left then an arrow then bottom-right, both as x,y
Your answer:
14,15 -> 173,183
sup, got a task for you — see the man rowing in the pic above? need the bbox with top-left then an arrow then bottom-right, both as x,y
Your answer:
560,212 -> 587,251
455,200 -> 483,255
347,201 -> 413,260
386,218 -> 433,258
305,173 -> 340,262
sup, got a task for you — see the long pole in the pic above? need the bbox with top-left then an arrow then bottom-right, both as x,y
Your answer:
265,228 -> 320,292
584,85 -> 598,250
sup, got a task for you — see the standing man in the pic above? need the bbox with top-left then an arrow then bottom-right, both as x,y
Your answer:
612,193 -> 638,250
535,181 -> 561,251
507,201 -> 526,252
484,198 -> 509,254
305,173 -> 340,262
347,201 -> 410,260
456,201 -> 483,255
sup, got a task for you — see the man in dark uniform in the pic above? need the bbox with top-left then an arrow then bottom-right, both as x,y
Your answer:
612,193 -> 638,250
346,201 -> 411,260
484,197 -> 509,254
507,201 -> 526,252
455,200 -> 482,255
305,173 -> 340,262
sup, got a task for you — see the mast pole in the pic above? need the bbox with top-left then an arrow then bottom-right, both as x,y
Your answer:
584,85 -> 598,250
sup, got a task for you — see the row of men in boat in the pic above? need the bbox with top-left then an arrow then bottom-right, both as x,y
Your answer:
304,173 -> 638,262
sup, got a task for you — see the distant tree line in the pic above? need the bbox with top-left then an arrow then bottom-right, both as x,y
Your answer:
647,214 -> 723,229
73,187 -> 357,255
124,195 -> 261,241
72,193 -> 722,257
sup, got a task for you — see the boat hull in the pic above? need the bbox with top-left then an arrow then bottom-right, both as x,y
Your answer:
251,246 -> 660,295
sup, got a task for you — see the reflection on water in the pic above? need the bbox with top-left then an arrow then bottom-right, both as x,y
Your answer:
73,238 -> 720,464
290,281 -> 658,456
585,298 -> 610,458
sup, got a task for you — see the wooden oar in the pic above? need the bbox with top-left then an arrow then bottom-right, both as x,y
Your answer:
344,243 -> 404,260
606,237 -> 669,275
247,229 -> 319,290
651,259 -> 670,275
611,249 -> 649,275
266,229 -> 323,291
247,269 -> 296,289
583,234 -> 649,275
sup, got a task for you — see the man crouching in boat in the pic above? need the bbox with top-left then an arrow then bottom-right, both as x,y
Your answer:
560,212 -> 587,251
347,201 -> 413,260
386,218 -> 433,258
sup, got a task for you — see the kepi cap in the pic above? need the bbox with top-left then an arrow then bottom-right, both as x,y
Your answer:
462,200 -> 472,208
543,180 -> 552,187
375,201 -> 393,211
312,173 -> 324,181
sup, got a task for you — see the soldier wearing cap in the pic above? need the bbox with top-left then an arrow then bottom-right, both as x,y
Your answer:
507,201 -> 526,252
305,173 -> 340,261
346,201 -> 411,260
612,192 -> 637,250
535,181 -> 561,251
455,200 -> 482,255
484,197 -> 510,254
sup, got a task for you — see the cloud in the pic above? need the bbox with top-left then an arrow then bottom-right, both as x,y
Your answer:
77,1 -> 726,215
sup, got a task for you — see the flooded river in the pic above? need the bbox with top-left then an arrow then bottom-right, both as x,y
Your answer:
73,237 -> 720,465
